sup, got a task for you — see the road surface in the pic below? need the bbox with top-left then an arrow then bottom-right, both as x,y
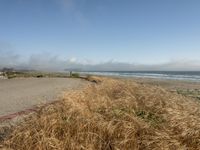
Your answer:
0,78 -> 88,117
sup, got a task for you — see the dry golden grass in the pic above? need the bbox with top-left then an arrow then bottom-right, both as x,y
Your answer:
1,77 -> 200,150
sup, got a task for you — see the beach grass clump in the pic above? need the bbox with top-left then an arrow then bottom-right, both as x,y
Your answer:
177,89 -> 200,100
70,73 -> 80,78
1,77 -> 200,149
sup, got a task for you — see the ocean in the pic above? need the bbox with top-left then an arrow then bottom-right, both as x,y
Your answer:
79,71 -> 200,82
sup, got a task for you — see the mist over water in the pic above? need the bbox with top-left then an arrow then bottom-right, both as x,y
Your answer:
1,52 -> 200,72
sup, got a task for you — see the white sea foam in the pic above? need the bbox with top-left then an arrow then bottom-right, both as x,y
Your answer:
78,71 -> 200,82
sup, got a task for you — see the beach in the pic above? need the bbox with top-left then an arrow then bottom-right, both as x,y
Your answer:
128,77 -> 200,100
1,76 -> 199,120
1,76 -> 200,149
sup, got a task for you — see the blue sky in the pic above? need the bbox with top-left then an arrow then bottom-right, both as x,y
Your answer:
0,0 -> 200,71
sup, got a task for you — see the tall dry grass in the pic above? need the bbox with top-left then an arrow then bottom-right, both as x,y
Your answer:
1,77 -> 200,150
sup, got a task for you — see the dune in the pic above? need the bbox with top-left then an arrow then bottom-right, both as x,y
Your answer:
1,77 -> 200,149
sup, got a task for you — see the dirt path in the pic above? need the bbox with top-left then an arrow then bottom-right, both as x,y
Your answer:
0,78 -> 88,117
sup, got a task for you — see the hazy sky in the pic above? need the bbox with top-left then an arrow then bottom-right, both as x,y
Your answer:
0,0 -> 200,71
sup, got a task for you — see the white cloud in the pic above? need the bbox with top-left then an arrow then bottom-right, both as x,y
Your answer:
1,46 -> 200,71
69,57 -> 77,63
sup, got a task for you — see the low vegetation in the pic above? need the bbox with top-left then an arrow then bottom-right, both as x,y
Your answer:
177,89 -> 200,100
1,77 -> 200,149
3,71 -> 70,79
70,72 -> 80,78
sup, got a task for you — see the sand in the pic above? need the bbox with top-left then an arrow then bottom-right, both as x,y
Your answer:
129,77 -> 200,90
0,78 -> 88,117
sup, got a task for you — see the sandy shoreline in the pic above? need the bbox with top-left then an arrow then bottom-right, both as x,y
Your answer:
0,78 -> 88,117
107,76 -> 200,100
129,77 -> 200,90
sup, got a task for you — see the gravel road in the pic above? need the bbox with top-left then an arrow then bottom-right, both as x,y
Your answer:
0,78 -> 88,117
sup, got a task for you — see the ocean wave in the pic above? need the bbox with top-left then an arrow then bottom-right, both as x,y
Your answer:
78,71 -> 200,82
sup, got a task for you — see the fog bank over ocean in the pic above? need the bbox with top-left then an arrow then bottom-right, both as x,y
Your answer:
1,51 -> 200,72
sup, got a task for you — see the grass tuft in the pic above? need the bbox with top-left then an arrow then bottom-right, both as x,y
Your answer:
71,73 -> 80,78
1,77 -> 200,149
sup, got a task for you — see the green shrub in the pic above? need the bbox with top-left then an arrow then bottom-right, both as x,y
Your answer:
7,74 -> 17,79
36,74 -> 44,78
71,73 -> 80,78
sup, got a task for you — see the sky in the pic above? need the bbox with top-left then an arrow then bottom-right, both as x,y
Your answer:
0,0 -> 200,71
